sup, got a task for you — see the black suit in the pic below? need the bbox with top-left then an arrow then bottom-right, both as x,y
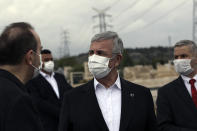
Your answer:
26,72 -> 72,131
0,69 -> 43,131
157,76 -> 197,131
59,78 -> 157,131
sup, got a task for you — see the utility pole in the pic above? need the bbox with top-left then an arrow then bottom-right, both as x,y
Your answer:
168,36 -> 173,61
92,7 -> 113,33
193,0 -> 197,42
168,36 -> 172,47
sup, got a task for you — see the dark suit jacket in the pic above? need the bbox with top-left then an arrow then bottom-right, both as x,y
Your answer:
0,69 -> 43,131
157,76 -> 197,131
26,72 -> 72,131
59,78 -> 157,131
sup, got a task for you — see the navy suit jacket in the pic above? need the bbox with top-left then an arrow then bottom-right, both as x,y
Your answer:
157,76 -> 197,131
59,78 -> 157,131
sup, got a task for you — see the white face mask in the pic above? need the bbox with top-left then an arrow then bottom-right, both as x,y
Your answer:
88,54 -> 112,79
173,59 -> 194,76
43,61 -> 54,73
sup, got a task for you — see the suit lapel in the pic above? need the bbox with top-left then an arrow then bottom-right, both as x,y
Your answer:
39,74 -> 59,99
83,80 -> 109,131
119,78 -> 135,131
175,76 -> 197,116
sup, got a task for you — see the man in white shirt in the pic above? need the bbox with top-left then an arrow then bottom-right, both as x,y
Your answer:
59,31 -> 157,131
26,49 -> 72,131
157,40 -> 197,131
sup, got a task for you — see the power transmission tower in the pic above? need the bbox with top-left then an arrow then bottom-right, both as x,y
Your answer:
193,0 -> 197,42
59,29 -> 70,58
92,7 -> 113,33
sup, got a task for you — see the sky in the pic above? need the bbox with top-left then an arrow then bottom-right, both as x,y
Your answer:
0,0 -> 193,58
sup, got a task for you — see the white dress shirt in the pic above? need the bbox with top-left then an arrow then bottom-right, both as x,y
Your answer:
94,75 -> 121,131
181,74 -> 197,97
40,71 -> 59,98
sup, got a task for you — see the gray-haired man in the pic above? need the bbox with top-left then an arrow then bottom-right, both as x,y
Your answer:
59,31 -> 157,131
157,40 -> 197,131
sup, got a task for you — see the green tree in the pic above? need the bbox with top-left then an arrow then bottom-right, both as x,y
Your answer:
54,56 -> 84,72
120,50 -> 134,69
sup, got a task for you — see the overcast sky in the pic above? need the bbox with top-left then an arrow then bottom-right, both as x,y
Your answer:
0,0 -> 193,57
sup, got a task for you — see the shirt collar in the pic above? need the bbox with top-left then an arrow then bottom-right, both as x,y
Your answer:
40,70 -> 55,78
181,74 -> 197,84
94,74 -> 121,91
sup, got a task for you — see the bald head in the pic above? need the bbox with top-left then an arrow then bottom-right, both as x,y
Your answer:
0,22 -> 37,65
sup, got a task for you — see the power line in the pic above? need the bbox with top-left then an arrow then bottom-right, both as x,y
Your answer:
110,0 -> 121,8
118,0 -> 164,32
81,28 -> 92,52
115,0 -> 142,18
130,0 -> 189,32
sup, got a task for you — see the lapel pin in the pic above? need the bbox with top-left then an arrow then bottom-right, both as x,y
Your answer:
130,93 -> 135,97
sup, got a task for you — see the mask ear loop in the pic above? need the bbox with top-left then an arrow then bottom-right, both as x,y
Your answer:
109,53 -> 118,70
39,54 -> 42,70
110,52 -> 122,69
31,51 -> 42,71
110,52 -> 119,60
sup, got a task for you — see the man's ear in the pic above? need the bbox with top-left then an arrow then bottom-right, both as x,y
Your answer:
25,50 -> 34,65
115,54 -> 122,67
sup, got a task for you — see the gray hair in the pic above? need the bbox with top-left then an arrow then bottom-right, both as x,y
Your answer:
91,31 -> 124,54
174,40 -> 197,56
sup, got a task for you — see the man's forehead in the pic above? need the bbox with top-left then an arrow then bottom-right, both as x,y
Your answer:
90,39 -> 113,48
174,45 -> 191,52
91,39 -> 113,43
174,45 -> 192,55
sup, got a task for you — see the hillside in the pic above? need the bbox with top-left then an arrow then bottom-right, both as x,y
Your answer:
55,46 -> 173,71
